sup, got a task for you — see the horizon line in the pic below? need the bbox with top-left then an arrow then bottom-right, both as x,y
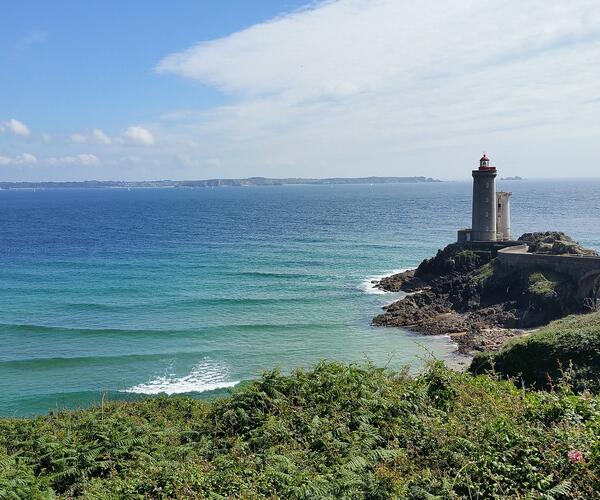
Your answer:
1,175 -> 600,186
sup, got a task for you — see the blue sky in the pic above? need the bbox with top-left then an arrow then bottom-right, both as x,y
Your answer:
1,0 -> 600,181
1,1 -> 305,132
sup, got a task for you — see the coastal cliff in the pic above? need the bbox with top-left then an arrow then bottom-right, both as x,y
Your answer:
372,232 -> 599,353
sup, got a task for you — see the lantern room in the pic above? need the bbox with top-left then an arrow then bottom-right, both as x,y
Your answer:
479,153 -> 496,172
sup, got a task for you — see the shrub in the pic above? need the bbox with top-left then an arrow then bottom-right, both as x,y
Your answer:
1,361 -> 598,498
527,270 -> 565,296
470,312 -> 600,392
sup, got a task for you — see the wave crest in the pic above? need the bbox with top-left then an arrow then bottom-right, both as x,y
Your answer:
122,359 -> 239,395
360,268 -> 412,295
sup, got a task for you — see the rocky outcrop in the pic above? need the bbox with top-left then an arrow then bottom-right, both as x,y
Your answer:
518,231 -> 599,256
372,233 -> 596,354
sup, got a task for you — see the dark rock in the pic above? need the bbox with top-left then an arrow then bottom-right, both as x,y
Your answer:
373,291 -> 452,328
372,233 -> 597,354
376,269 -> 425,292
518,231 -> 598,256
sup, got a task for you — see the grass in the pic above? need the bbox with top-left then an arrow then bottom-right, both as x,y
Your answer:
527,271 -> 563,296
471,312 -> 600,393
454,249 -> 490,270
474,261 -> 494,282
455,249 -> 477,260
1,361 -> 598,498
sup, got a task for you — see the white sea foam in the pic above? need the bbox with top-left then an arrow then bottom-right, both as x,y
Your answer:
360,268 -> 412,295
123,359 -> 239,395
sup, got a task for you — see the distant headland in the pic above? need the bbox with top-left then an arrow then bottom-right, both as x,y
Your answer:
0,176 -> 441,190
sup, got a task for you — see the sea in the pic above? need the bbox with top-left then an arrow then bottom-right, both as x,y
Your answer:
1,179 -> 599,416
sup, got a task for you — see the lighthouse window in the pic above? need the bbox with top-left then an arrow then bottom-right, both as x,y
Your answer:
498,203 -> 502,209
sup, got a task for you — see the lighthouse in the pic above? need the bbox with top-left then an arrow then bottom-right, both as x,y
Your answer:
457,153 -> 512,243
471,154 -> 498,241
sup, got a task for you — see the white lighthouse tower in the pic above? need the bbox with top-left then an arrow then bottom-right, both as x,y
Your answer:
496,191 -> 512,241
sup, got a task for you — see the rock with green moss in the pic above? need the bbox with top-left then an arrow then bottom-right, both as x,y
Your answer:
373,233 -> 598,353
519,232 -> 599,256
528,271 -> 559,296
470,312 -> 600,392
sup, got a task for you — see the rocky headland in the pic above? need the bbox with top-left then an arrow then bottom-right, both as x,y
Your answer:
372,232 -> 599,354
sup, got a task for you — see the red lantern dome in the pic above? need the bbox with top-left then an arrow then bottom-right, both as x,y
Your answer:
479,153 -> 495,171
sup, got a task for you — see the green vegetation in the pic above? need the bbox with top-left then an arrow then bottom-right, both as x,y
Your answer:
2,362 -> 598,498
454,249 -> 477,260
471,312 -> 600,393
474,261 -> 495,283
453,249 -> 492,271
527,271 -> 563,296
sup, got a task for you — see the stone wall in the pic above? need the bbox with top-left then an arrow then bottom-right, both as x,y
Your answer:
498,245 -> 600,298
464,240 -> 522,257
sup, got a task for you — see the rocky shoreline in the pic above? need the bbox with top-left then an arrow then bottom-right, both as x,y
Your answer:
372,232 -> 597,355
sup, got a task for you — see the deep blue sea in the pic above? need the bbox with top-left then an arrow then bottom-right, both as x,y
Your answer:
1,179 -> 599,416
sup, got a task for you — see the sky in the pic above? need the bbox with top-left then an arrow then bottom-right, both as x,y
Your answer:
1,0 -> 599,181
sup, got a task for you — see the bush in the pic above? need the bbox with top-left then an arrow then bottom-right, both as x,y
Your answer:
470,312 -> 600,392
0,453 -> 55,499
528,271 -> 560,296
1,361 -> 598,498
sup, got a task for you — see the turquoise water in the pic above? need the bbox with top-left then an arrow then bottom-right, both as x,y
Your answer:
1,180 -> 599,416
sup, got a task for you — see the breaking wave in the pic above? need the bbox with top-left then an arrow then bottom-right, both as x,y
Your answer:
122,359 -> 239,395
360,268 -> 412,295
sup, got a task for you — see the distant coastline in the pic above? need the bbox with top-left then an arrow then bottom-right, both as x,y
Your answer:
0,176 -> 441,190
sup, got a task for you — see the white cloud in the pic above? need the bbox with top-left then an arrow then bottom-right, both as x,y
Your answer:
70,126 -> 155,147
70,132 -> 87,143
76,153 -> 101,166
92,129 -> 112,145
19,153 -> 38,163
70,128 -> 112,144
121,126 -> 155,146
47,154 -> 100,166
155,0 -> 600,178
0,153 -> 37,165
2,118 -> 31,137
0,153 -> 99,167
